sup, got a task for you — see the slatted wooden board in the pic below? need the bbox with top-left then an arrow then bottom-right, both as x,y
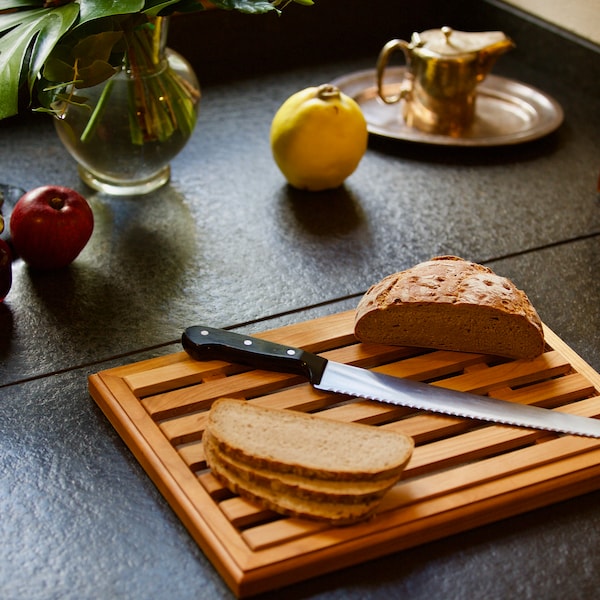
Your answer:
89,310 -> 600,598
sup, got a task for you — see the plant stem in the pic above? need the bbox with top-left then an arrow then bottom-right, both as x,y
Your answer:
80,78 -> 115,143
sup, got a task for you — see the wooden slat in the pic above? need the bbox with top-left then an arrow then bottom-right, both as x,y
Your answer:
89,310 -> 600,598
124,358 -> 245,397
429,350 -> 571,393
142,370 -> 305,419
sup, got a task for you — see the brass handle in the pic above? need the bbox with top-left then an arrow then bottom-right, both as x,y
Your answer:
376,39 -> 411,104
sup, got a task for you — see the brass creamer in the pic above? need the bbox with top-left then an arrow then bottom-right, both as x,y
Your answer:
376,27 -> 514,136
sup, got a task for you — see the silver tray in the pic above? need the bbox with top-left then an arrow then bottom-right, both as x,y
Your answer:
331,68 -> 564,146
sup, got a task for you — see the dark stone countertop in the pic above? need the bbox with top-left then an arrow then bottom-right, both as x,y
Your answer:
1,1 -> 599,598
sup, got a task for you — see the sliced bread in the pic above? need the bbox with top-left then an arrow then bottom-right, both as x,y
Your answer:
204,437 -> 383,524
354,256 -> 545,359
203,398 -> 414,524
204,430 -> 398,504
205,398 -> 414,481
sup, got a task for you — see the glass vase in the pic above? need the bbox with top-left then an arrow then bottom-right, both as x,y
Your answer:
53,16 -> 200,196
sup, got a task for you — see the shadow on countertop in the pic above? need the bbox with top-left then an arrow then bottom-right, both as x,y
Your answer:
366,128 -> 564,167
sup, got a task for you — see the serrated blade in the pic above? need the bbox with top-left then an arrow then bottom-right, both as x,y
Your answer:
317,361 -> 600,438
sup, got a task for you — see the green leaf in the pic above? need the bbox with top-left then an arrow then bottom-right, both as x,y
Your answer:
77,0 -> 145,24
72,30 -> 124,64
43,30 -> 124,90
76,59 -> 119,88
0,5 -> 80,119
142,0 -> 284,15
141,0 -> 194,16
0,6 -> 43,35
42,54 -> 77,83
148,0 -> 205,13
0,1 -> 44,10
208,0 -> 278,13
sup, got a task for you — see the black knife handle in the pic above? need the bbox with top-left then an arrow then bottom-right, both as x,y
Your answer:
182,325 -> 328,384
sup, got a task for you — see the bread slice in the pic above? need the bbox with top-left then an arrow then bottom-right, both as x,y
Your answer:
206,398 -> 414,482
204,430 -> 398,504
204,433 -> 383,525
354,256 -> 545,359
203,398 -> 414,524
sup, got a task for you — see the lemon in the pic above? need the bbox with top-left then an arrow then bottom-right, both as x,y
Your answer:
270,84 -> 368,191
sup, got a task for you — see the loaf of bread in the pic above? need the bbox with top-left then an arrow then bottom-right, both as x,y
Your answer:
354,256 -> 545,359
203,398 -> 414,524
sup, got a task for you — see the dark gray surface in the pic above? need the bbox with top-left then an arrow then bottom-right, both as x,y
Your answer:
1,0 -> 599,598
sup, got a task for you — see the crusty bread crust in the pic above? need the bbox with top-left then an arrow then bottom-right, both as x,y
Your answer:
354,256 -> 545,359
206,398 -> 414,481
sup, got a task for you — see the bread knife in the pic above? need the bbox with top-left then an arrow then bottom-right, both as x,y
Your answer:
182,325 -> 600,438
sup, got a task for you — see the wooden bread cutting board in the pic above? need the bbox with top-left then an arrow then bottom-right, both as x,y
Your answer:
89,310 -> 600,598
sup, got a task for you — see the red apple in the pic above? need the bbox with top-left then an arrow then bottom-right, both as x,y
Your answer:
10,185 -> 94,270
0,238 -> 11,301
